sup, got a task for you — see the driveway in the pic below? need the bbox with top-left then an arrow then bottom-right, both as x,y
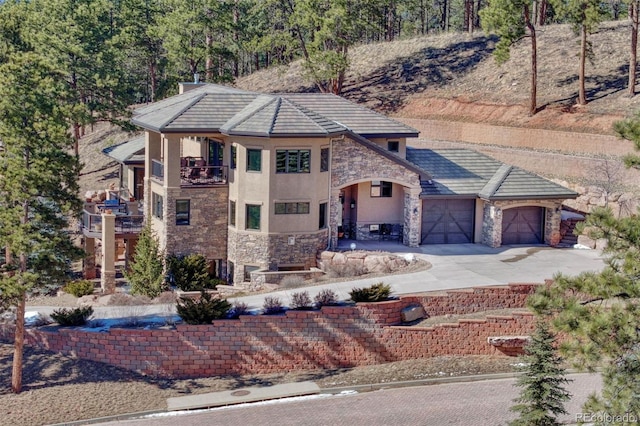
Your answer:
230,243 -> 605,311
26,243 -> 605,317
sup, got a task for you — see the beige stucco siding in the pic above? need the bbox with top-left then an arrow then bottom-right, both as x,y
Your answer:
367,137 -> 407,159
355,181 -> 404,224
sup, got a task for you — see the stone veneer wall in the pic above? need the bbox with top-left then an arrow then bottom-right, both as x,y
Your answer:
227,228 -> 328,286
481,200 -> 563,247
163,186 -> 229,261
329,137 -> 422,248
0,284 -> 538,379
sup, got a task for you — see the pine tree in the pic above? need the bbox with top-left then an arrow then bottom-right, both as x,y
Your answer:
0,52 -> 83,393
124,222 -> 166,298
529,207 -> 640,421
510,320 -> 572,426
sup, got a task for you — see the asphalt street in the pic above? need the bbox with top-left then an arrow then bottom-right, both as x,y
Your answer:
100,373 -> 603,426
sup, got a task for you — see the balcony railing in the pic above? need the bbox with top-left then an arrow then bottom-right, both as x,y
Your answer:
181,164 -> 228,186
81,210 -> 144,236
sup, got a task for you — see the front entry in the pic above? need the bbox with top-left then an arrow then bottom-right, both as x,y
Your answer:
421,199 -> 475,244
501,206 -> 543,245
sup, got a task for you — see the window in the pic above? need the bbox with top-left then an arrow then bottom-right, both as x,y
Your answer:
276,149 -> 310,173
247,149 -> 261,172
275,202 -> 310,214
152,192 -> 163,219
320,147 -> 329,172
246,204 -> 261,230
244,265 -> 259,281
319,202 -> 327,229
175,200 -> 190,225
387,141 -> 399,152
230,145 -> 237,169
371,180 -> 392,197
229,200 -> 236,226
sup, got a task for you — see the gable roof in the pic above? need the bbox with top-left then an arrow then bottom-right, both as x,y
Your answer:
407,148 -> 578,200
102,136 -> 145,164
132,84 -> 418,138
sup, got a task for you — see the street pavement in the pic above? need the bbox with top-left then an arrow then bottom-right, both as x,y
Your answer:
99,373 -> 603,426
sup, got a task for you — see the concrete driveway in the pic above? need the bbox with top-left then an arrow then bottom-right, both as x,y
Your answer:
26,243 -> 606,317
230,243 -> 605,311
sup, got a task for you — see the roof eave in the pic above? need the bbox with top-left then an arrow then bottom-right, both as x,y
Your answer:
482,193 -> 579,201
360,132 -> 420,139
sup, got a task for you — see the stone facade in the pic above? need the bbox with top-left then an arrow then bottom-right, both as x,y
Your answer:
481,200 -> 563,247
329,137 -> 422,248
163,186 -> 229,263
228,228 -> 328,286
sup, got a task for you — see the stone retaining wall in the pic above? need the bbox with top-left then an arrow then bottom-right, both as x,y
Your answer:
0,284 -> 539,379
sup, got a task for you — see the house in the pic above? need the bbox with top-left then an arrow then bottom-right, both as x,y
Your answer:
83,83 -> 577,290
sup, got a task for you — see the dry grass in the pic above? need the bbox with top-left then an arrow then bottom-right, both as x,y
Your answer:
0,342 -> 518,425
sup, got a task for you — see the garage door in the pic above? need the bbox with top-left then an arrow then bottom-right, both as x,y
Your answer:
501,206 -> 543,245
421,199 -> 475,244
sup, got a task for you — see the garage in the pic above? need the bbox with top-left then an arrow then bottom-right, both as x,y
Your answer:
501,206 -> 544,245
421,199 -> 475,244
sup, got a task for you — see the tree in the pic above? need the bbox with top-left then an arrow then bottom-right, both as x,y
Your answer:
554,0 -> 604,105
613,114 -> 640,169
125,222 -> 166,298
480,0 -> 540,115
626,0 -> 639,96
0,52 -> 83,393
528,207 -> 640,421
509,320 -> 572,426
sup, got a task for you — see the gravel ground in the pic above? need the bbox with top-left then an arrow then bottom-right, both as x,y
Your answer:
0,343 -> 518,426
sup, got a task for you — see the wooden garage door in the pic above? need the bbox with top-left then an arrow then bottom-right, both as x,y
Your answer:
422,199 -> 475,244
501,206 -> 543,245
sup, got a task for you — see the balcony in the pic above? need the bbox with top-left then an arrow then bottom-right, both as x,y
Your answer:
150,157 -> 228,187
81,202 -> 144,238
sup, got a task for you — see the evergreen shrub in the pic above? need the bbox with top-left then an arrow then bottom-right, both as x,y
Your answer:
349,282 -> 391,303
50,306 -> 94,326
176,291 -> 231,325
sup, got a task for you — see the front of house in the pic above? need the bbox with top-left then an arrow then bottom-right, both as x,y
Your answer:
94,83 -> 576,287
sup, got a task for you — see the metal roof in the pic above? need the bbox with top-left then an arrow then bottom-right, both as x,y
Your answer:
407,148 -> 578,200
102,136 -> 145,164
132,84 -> 418,138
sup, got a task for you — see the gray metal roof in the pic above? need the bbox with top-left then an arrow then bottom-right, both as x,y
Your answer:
132,84 -> 418,138
102,136 -> 145,164
407,148 -> 578,200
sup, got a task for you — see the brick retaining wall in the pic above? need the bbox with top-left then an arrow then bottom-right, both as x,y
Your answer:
0,284 -> 540,379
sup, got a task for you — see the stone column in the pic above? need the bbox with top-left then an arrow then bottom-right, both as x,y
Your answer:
329,188 -> 342,249
404,187 -> 422,247
101,212 -> 116,294
83,237 -> 96,279
481,203 -> 502,248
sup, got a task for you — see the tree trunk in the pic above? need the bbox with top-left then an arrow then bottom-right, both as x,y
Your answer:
538,0 -> 547,25
11,293 -> 25,393
525,6 -> 537,115
205,33 -> 213,81
149,60 -> 157,103
629,0 -> 639,96
579,24 -> 588,105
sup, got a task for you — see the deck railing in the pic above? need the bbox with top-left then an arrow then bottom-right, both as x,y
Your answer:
81,210 -> 144,235
151,159 -> 164,180
181,164 -> 228,186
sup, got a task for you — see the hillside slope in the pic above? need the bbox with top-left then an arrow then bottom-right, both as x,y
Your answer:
235,21 -> 638,134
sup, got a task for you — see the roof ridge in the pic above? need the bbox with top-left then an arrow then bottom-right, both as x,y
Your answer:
220,94 -> 278,133
479,164 -> 513,199
284,98 -> 346,133
160,93 -> 207,131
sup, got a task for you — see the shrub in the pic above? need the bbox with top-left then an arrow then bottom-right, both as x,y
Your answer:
125,223 -> 167,298
176,291 -> 231,325
349,282 -> 392,303
167,253 -> 218,292
324,262 -> 367,278
63,280 -> 95,297
50,306 -> 94,326
228,301 -> 250,319
263,296 -> 285,315
290,291 -> 313,310
314,289 -> 339,307
280,275 -> 305,289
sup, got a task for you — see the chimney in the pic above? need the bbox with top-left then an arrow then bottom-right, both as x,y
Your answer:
178,73 -> 206,94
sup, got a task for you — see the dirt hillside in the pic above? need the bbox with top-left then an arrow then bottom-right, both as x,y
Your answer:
236,20 -> 638,135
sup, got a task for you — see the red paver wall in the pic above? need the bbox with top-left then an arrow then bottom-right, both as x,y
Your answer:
0,284 -> 539,379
